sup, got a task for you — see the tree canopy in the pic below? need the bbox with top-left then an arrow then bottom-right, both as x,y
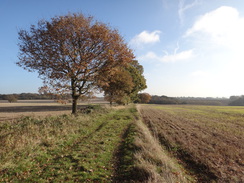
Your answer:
17,13 -> 134,113
101,67 -> 134,105
126,60 -> 147,102
138,93 -> 151,103
100,60 -> 147,105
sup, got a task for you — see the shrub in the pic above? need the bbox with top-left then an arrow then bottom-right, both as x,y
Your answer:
5,95 -> 18,103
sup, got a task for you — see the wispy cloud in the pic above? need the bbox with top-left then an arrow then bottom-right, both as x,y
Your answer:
139,49 -> 194,63
178,0 -> 199,25
129,30 -> 161,48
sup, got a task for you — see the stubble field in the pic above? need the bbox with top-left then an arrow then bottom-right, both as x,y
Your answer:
138,104 -> 244,182
0,99 -> 108,122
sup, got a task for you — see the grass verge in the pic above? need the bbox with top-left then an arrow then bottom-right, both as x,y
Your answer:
114,105 -> 196,183
131,105 -> 196,183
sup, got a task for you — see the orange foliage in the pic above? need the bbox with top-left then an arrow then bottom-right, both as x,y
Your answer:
17,13 -> 134,113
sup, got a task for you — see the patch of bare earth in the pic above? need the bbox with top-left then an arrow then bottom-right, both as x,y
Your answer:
138,105 -> 244,183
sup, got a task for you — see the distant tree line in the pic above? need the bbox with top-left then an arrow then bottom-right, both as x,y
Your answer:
0,93 -> 52,100
148,95 -> 233,106
228,95 -> 244,106
177,97 -> 229,106
149,95 -> 180,104
3,93 -> 244,106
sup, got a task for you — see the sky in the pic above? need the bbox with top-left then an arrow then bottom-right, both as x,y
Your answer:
1,0 -> 244,98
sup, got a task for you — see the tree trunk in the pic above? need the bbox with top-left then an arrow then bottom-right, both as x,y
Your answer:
72,97 -> 78,114
71,78 -> 79,114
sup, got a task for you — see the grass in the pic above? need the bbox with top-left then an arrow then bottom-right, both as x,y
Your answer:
139,104 -> 244,182
4,102 -> 236,182
113,106 -> 196,183
132,108 -> 196,183
0,105 -> 137,182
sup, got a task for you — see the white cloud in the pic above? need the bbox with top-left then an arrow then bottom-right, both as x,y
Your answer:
139,49 -> 194,63
181,6 -> 244,97
178,0 -> 199,25
185,6 -> 244,49
129,30 -> 161,48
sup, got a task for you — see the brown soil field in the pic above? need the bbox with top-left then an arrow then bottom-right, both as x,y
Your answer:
0,99 -> 108,122
138,104 -> 244,182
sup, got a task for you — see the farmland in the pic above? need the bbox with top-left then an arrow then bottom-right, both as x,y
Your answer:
0,101 -> 195,182
0,100 -> 196,183
138,104 -> 244,182
1,101 -> 244,182
0,99 -> 107,122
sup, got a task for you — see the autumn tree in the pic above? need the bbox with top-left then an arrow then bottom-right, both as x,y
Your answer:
126,60 -> 147,102
102,67 -> 134,105
101,60 -> 146,105
38,86 -> 54,98
138,93 -> 151,103
17,13 -> 134,114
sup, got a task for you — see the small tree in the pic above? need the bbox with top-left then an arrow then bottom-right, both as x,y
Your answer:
138,93 -> 151,103
102,68 -> 134,105
17,13 -> 134,114
126,60 -> 147,102
5,95 -> 18,103
101,60 -> 147,105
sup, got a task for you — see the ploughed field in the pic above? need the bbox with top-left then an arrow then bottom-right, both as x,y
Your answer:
138,104 -> 244,182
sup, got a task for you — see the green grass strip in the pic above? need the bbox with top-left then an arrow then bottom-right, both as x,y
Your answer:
0,105 -> 137,182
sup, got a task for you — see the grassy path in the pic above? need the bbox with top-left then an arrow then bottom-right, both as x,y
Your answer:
0,105 -> 137,182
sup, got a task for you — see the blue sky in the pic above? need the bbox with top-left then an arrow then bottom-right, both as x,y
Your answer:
1,0 -> 244,97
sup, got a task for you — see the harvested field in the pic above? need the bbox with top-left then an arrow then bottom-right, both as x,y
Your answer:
0,99 -> 108,122
138,104 -> 244,182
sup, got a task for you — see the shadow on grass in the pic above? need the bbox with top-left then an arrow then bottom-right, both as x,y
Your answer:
112,123 -> 150,183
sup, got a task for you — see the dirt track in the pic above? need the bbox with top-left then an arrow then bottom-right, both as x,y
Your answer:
138,104 -> 244,182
